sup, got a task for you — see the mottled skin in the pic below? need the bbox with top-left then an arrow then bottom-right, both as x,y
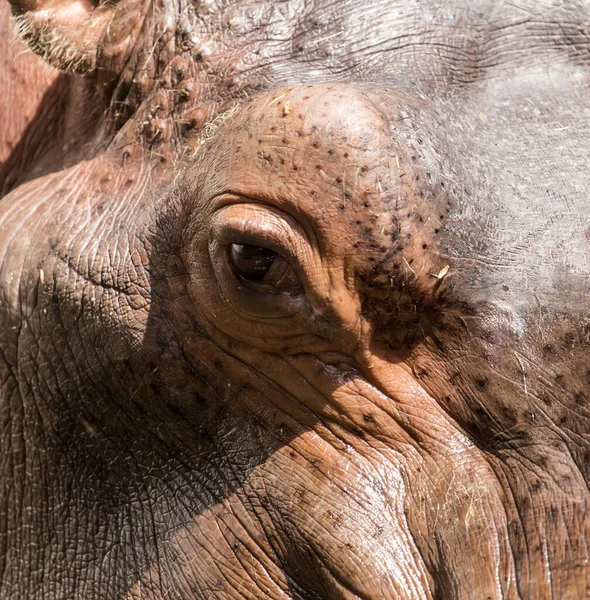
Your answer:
1,0 -> 590,598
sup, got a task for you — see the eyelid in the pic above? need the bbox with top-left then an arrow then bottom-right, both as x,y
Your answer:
210,203 -> 310,277
204,201 -> 316,316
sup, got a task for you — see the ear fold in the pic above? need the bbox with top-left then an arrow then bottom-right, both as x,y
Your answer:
9,0 -> 141,75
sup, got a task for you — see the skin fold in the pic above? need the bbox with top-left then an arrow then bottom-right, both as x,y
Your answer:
0,0 -> 589,598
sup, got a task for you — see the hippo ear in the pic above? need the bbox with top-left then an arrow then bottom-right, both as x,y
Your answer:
9,0 -> 140,75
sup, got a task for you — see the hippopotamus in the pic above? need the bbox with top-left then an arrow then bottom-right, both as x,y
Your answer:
1,0 -> 589,597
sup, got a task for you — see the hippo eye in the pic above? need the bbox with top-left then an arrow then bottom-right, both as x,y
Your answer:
230,244 -> 277,281
229,243 -> 302,294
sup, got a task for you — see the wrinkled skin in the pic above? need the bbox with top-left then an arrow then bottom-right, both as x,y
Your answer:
1,0 -> 590,598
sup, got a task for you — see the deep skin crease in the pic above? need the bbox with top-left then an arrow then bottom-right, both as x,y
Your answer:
1,0 -> 590,598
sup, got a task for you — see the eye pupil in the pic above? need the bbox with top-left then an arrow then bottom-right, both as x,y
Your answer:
230,244 -> 277,281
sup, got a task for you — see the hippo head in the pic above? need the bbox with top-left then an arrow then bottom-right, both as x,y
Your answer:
1,0 -> 590,598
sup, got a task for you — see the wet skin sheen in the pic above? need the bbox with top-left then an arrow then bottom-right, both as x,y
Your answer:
0,0 -> 590,598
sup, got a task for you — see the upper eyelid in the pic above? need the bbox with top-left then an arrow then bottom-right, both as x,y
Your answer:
210,194 -> 321,255
211,208 -> 307,265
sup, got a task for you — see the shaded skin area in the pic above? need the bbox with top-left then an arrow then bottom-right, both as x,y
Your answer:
0,1 -> 59,190
0,0 -> 590,598
0,2 -> 55,163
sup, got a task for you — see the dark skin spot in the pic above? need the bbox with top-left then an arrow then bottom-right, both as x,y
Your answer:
574,391 -> 585,404
540,393 -> 552,406
351,427 -> 366,438
501,405 -> 517,422
475,406 -> 487,418
564,331 -> 576,348
168,404 -> 185,419
476,377 -> 488,389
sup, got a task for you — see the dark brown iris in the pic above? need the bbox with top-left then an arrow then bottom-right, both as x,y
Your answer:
229,244 -> 277,281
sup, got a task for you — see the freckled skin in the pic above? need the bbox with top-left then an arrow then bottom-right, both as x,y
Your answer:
1,0 -> 590,598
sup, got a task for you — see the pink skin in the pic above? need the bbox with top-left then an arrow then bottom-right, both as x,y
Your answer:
0,2 -> 56,166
